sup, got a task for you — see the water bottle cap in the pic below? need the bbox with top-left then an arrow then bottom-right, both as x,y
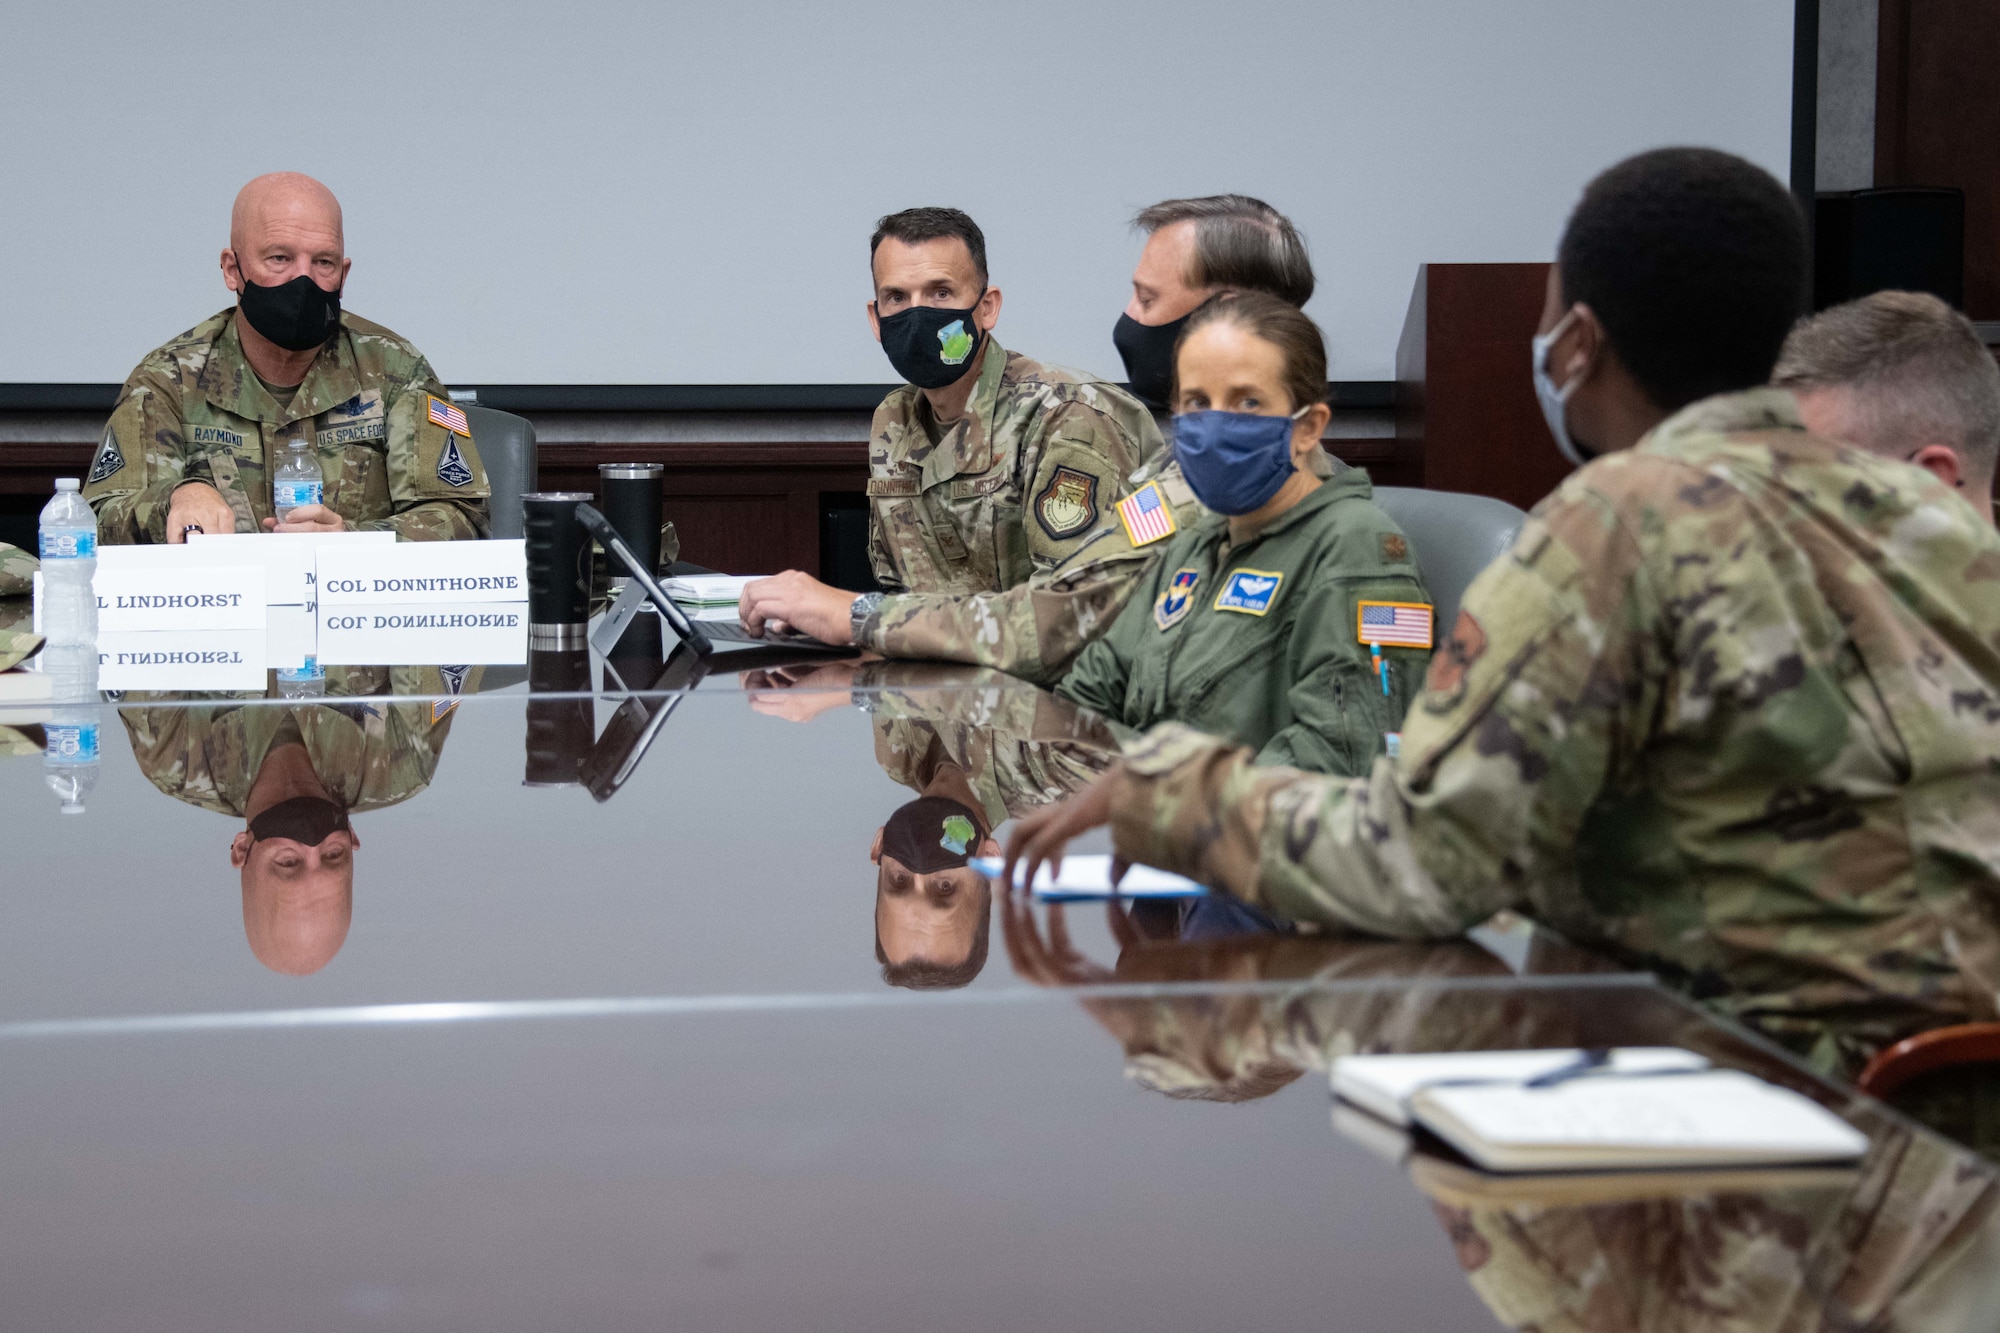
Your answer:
54,478 -> 80,492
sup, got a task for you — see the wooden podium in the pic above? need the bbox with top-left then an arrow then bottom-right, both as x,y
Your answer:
1396,262 -> 1573,513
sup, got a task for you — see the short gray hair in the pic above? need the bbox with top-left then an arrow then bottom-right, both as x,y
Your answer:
1774,291 -> 2000,479
1134,195 -> 1314,307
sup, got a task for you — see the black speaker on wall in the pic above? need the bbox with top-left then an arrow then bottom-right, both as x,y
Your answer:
1815,187 -> 1965,311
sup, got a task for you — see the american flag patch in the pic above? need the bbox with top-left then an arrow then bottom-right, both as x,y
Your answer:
1115,481 -> 1177,547
1357,601 -> 1434,648
427,395 -> 471,437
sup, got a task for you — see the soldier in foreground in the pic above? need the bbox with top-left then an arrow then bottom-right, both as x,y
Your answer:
1005,147 -> 2000,1079
1774,289 -> 2000,521
85,172 -> 489,543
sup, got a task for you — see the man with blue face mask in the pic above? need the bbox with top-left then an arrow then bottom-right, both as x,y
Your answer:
1008,148 -> 2000,1100
740,207 -> 1161,647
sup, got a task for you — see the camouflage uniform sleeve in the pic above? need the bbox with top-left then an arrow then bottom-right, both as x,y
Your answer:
1255,573 -> 1431,776
85,364 -> 196,545
360,368 -> 491,541
1055,540 -> 1174,719
1108,484 -> 1654,938
1018,399 -> 1153,569
859,468 -> 1195,684
0,542 -> 36,597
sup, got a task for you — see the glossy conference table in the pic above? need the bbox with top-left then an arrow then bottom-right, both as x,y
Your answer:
3,640 -> 1998,1331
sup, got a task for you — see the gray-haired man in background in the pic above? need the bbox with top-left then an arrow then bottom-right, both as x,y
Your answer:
1774,290 -> 2000,522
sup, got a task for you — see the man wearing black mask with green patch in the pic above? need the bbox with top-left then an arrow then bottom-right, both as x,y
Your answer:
741,207 -> 1161,650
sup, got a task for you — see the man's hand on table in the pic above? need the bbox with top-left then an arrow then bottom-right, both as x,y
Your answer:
1003,772 -> 1122,894
263,504 -> 346,535
739,571 -> 859,646
741,658 -> 863,724
165,482 -> 239,543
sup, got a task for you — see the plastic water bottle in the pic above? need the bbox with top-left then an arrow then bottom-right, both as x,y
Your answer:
273,438 -> 323,523
38,477 -> 97,645
277,656 -> 326,698
42,641 -> 100,814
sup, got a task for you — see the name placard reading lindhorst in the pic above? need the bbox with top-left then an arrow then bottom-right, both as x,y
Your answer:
95,566 -> 267,633
317,540 -> 528,606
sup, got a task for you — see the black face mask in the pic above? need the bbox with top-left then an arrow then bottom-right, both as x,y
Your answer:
1113,311 -> 1191,408
247,795 -> 351,846
880,795 -> 986,874
238,275 -> 341,352
877,296 -> 986,390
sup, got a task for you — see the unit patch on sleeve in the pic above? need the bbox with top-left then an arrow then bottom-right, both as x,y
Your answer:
1115,480 -> 1178,548
436,435 -> 474,488
1213,568 -> 1284,616
1153,568 -> 1201,630
1356,600 -> 1435,648
1034,465 -> 1099,539
87,431 -> 127,483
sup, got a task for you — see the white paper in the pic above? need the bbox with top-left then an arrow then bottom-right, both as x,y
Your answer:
183,530 -> 393,607
318,540 -> 527,606
94,565 -> 266,632
317,602 -> 527,666
968,853 -> 1207,901
664,574 -> 762,605
1330,1048 -> 1711,1128
1413,1069 -> 1870,1166
97,630 -> 267,690
264,605 -> 317,671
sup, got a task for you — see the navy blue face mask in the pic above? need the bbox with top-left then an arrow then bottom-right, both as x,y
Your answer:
1171,408 -> 1308,515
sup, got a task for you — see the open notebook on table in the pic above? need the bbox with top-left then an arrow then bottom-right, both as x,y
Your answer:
1331,1048 -> 1869,1174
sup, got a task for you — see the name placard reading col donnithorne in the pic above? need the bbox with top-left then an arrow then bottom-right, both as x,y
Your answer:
316,540 -> 528,607
94,565 -> 266,633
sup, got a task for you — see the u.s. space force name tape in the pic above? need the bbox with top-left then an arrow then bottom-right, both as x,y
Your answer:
316,539 -> 527,606
316,603 -> 527,666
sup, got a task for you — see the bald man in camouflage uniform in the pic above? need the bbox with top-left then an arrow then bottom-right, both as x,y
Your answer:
85,173 -> 488,543
1010,151 -> 2000,1081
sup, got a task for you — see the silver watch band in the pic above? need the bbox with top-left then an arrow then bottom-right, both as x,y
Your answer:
850,591 -> 885,643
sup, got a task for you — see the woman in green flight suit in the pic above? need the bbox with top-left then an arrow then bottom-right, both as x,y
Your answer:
1056,292 -> 1432,775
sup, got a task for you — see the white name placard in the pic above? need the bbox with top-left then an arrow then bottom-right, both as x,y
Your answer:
95,565 -> 266,632
317,540 -> 527,606
98,631 -> 267,690
316,602 -> 527,666
265,605 -> 316,671
184,530 -> 395,607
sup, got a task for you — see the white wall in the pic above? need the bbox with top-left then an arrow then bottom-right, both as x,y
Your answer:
0,0 -> 1794,386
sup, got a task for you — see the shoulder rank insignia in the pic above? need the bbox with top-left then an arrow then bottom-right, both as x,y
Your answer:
1115,480 -> 1177,548
1035,465 -> 1099,539
1154,568 -> 1201,629
1214,568 -> 1284,616
1356,601 -> 1435,649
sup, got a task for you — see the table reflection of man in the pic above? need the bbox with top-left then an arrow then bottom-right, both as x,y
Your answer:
742,660 -> 1120,990
872,790 -> 996,990
120,665 -> 470,974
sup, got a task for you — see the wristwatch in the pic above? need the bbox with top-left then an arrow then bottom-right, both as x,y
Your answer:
849,591 -> 884,645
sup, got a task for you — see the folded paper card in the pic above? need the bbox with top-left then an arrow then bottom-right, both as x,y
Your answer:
318,603 -> 527,666
184,530 -> 394,607
317,540 -> 527,606
94,565 -> 266,632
